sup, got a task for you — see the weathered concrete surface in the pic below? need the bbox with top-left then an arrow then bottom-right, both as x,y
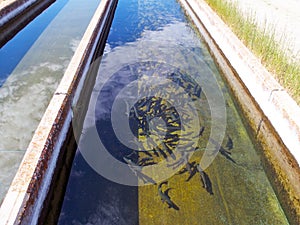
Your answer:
0,0 -> 117,224
178,0 -> 300,224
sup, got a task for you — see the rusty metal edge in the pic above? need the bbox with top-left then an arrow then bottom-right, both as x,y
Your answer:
178,0 -> 300,224
0,0 -> 56,48
0,0 -> 116,224
0,0 -> 40,26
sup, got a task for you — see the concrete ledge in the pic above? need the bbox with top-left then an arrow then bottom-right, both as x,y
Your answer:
0,0 -> 41,26
0,0 -> 117,224
178,0 -> 300,224
0,0 -> 55,47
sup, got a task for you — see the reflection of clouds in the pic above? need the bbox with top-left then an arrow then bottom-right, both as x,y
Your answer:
70,199 -> 127,225
77,202 -> 127,225
87,21 -> 208,121
39,62 -> 64,72
70,37 -> 81,53
103,43 -> 111,55
0,152 -> 24,202
78,20 -> 226,184
140,22 -> 199,48
0,57 -> 70,201
0,59 -> 69,150
59,190 -> 132,225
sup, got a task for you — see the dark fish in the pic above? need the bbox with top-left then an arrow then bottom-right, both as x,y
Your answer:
225,136 -> 233,150
167,117 -> 180,125
164,106 -> 176,114
219,149 -> 236,164
170,113 -> 179,121
150,148 -> 160,157
146,99 -> 152,112
158,182 -> 179,210
138,157 -> 154,166
198,126 -> 205,137
166,125 -> 180,132
164,137 -> 177,143
194,85 -> 202,98
162,142 -> 176,160
185,160 -> 194,176
156,147 -> 169,160
193,126 -> 205,138
209,138 -> 236,164
136,99 -> 148,108
176,165 -> 187,174
138,158 -> 157,166
141,150 -> 153,158
123,157 -> 156,184
186,83 -> 193,92
197,164 -> 213,195
172,154 -> 197,180
186,163 -> 198,182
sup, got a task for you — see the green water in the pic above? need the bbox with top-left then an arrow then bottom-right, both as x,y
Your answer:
58,0 -> 289,224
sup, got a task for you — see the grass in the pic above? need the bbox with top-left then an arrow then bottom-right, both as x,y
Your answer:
203,0 -> 300,104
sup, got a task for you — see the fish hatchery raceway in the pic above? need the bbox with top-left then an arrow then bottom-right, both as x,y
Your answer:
0,0 -> 300,224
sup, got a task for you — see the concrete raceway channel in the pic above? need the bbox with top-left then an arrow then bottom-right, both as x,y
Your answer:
0,0 -> 299,224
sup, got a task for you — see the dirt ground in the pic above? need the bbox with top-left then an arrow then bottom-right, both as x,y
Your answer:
1,0 -> 299,59
228,0 -> 300,60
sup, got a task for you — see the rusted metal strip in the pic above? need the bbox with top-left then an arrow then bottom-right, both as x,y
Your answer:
0,0 -> 56,47
0,0 -> 47,26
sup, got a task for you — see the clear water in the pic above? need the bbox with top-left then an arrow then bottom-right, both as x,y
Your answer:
58,0 -> 289,224
0,0 -> 69,84
0,0 -> 100,203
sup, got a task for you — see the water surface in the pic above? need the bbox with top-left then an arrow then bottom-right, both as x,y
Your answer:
0,0 -> 100,203
58,0 -> 289,224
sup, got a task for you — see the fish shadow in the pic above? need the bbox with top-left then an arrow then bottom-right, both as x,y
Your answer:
201,171 -> 213,195
164,188 -> 180,211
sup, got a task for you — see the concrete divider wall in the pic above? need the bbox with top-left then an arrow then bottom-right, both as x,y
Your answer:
0,0 -> 43,26
0,0 -> 56,47
0,0 -> 117,224
178,0 -> 300,224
